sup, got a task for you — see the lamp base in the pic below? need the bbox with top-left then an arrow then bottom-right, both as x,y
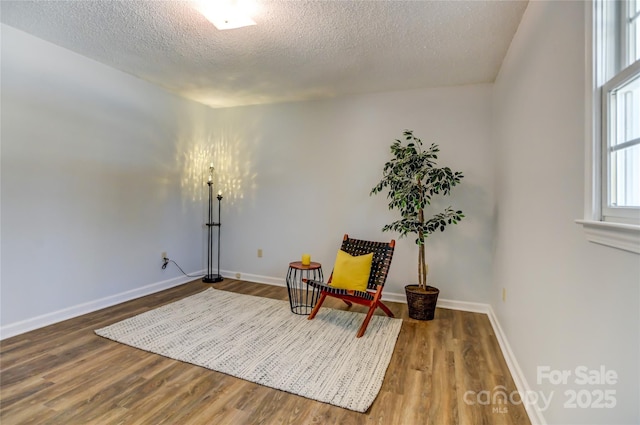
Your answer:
203,274 -> 224,283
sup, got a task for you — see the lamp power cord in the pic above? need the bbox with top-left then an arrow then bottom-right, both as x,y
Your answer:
161,257 -> 205,278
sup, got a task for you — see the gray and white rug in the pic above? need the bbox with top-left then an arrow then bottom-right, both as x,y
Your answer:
95,288 -> 402,412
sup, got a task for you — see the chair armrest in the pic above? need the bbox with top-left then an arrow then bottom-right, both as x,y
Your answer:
305,278 -> 329,289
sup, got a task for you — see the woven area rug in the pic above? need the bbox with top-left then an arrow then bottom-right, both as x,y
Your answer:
95,288 -> 402,412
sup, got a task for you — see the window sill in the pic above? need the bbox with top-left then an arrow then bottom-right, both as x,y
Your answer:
575,220 -> 640,254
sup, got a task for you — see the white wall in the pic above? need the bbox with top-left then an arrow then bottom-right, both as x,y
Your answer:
0,25 -> 215,330
213,84 -> 495,303
1,23 -> 495,333
492,2 -> 640,424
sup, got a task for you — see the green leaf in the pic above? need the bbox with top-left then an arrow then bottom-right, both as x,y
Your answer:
371,130 -> 465,244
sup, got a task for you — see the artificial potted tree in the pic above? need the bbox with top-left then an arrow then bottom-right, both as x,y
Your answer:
371,130 -> 464,320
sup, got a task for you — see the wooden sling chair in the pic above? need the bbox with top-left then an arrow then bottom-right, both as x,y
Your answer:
306,234 -> 395,338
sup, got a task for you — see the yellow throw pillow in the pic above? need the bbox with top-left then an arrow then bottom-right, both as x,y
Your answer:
330,250 -> 373,292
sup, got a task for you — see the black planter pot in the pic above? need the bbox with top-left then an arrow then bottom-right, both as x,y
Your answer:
405,285 -> 440,321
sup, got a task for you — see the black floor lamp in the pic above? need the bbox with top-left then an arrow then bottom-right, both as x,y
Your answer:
203,166 -> 223,283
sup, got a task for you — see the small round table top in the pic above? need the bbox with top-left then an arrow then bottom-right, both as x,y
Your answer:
289,261 -> 322,270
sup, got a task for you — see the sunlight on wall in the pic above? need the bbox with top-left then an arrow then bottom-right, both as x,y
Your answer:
179,132 -> 255,205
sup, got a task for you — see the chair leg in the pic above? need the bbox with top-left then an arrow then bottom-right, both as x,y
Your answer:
356,304 -> 377,338
377,301 -> 394,318
308,292 -> 327,320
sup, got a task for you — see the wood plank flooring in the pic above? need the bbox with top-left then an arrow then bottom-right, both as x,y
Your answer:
0,279 -> 531,425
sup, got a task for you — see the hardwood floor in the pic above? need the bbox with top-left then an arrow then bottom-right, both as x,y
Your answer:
1,279 -> 531,425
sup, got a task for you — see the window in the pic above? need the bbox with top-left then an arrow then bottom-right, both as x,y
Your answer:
605,71 -> 639,211
579,0 -> 640,253
600,0 -> 640,222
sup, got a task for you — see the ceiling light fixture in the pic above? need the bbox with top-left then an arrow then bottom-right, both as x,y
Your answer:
195,0 -> 257,30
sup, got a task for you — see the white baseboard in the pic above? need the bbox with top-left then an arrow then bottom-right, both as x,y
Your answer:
225,270 -> 490,315
487,306 -> 546,425
436,298 -> 490,314
0,270 -> 204,340
380,290 -> 407,304
222,270 -> 286,287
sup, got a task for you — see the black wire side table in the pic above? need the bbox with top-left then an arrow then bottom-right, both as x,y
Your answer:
286,261 -> 323,315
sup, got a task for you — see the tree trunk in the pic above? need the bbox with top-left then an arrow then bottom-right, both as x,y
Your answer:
418,207 -> 427,290
419,244 -> 427,289
418,243 -> 423,290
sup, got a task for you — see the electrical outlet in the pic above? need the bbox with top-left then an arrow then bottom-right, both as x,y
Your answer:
502,288 -> 506,302
161,251 -> 167,259
257,249 -> 263,258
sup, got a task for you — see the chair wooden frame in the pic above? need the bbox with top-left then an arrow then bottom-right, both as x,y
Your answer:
306,234 -> 395,338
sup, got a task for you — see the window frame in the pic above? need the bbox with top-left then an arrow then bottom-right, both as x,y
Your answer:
578,0 -> 640,254
601,60 -> 640,222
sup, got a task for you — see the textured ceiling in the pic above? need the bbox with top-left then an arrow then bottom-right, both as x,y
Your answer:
1,0 -> 528,108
